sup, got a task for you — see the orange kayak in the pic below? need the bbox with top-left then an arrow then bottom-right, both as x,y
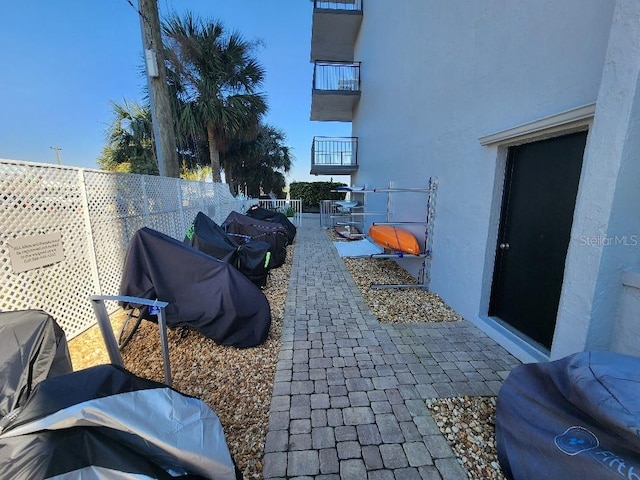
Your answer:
369,225 -> 421,254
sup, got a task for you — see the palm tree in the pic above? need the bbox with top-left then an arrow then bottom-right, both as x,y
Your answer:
98,100 -> 158,175
162,12 -> 268,183
224,123 -> 292,197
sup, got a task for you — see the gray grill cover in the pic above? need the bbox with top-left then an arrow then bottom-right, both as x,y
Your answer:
0,310 -> 72,418
496,351 -> 640,479
0,364 -> 238,479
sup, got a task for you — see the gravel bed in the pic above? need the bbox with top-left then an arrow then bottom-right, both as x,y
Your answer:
343,256 -> 463,323
331,228 -> 462,324
427,396 -> 506,480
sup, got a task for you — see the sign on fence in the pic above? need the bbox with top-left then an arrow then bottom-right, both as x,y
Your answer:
7,233 -> 64,274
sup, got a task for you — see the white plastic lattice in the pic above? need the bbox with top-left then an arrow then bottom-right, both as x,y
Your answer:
1,159 -> 252,339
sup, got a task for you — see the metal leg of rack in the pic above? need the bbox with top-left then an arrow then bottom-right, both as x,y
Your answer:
89,295 -> 172,386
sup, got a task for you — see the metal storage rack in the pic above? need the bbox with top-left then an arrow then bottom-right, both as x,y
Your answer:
330,177 -> 438,290
331,186 -> 385,235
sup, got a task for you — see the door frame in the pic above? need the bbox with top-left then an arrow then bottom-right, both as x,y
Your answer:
478,105 -> 595,360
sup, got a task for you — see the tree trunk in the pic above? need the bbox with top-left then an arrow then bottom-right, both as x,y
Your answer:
223,158 -> 236,194
206,124 -> 222,183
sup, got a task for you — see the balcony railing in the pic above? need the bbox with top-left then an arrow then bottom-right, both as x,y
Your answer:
311,0 -> 362,62
313,62 -> 360,92
312,136 -> 358,168
314,0 -> 362,11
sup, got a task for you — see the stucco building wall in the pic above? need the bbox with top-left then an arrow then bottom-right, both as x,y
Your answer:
346,0 -> 640,361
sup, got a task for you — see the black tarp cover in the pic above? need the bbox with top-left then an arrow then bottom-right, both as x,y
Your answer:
0,310 -> 72,418
0,364 -> 238,479
235,241 -> 271,287
222,211 -> 288,269
120,227 -> 271,348
185,211 -> 271,287
496,351 -> 640,480
246,204 -> 297,244
185,211 -> 238,264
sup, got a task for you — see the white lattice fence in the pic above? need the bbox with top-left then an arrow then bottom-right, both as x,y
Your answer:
1,159 -> 252,339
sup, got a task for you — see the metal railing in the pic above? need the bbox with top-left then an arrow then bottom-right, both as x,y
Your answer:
256,198 -> 302,225
314,0 -> 362,12
312,136 -> 358,168
313,62 -> 361,92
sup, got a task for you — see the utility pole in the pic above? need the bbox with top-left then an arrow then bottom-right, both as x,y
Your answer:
50,146 -> 62,165
138,0 -> 179,178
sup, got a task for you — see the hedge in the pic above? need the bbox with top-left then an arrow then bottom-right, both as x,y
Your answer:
289,181 -> 347,212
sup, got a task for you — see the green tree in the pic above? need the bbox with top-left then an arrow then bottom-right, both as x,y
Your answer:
225,123 -> 292,197
180,161 -> 212,181
98,98 -> 206,178
98,100 -> 159,175
162,12 -> 268,183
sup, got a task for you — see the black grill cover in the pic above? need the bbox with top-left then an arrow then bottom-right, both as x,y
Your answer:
0,364 -> 238,479
0,310 -> 72,417
120,227 -> 271,348
496,351 -> 640,480
185,211 -> 271,287
235,240 -> 271,288
185,211 -> 238,263
246,204 -> 297,244
222,211 -> 288,269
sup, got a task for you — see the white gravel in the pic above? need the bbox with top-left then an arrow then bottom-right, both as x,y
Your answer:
427,396 -> 505,479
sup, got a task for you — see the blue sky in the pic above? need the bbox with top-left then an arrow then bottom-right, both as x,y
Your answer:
0,0 -> 349,183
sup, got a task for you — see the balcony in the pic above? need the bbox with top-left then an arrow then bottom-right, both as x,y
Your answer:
311,0 -> 363,62
310,136 -> 358,175
311,62 -> 361,122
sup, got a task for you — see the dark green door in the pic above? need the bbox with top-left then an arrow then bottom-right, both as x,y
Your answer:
489,131 -> 587,350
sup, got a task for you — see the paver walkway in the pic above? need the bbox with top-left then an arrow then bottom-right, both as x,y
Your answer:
263,215 -> 521,479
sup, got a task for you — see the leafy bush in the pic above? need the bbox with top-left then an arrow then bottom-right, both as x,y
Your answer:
289,181 -> 347,212
279,205 -> 296,217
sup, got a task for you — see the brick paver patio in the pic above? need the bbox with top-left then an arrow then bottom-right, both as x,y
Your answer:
263,215 -> 521,479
